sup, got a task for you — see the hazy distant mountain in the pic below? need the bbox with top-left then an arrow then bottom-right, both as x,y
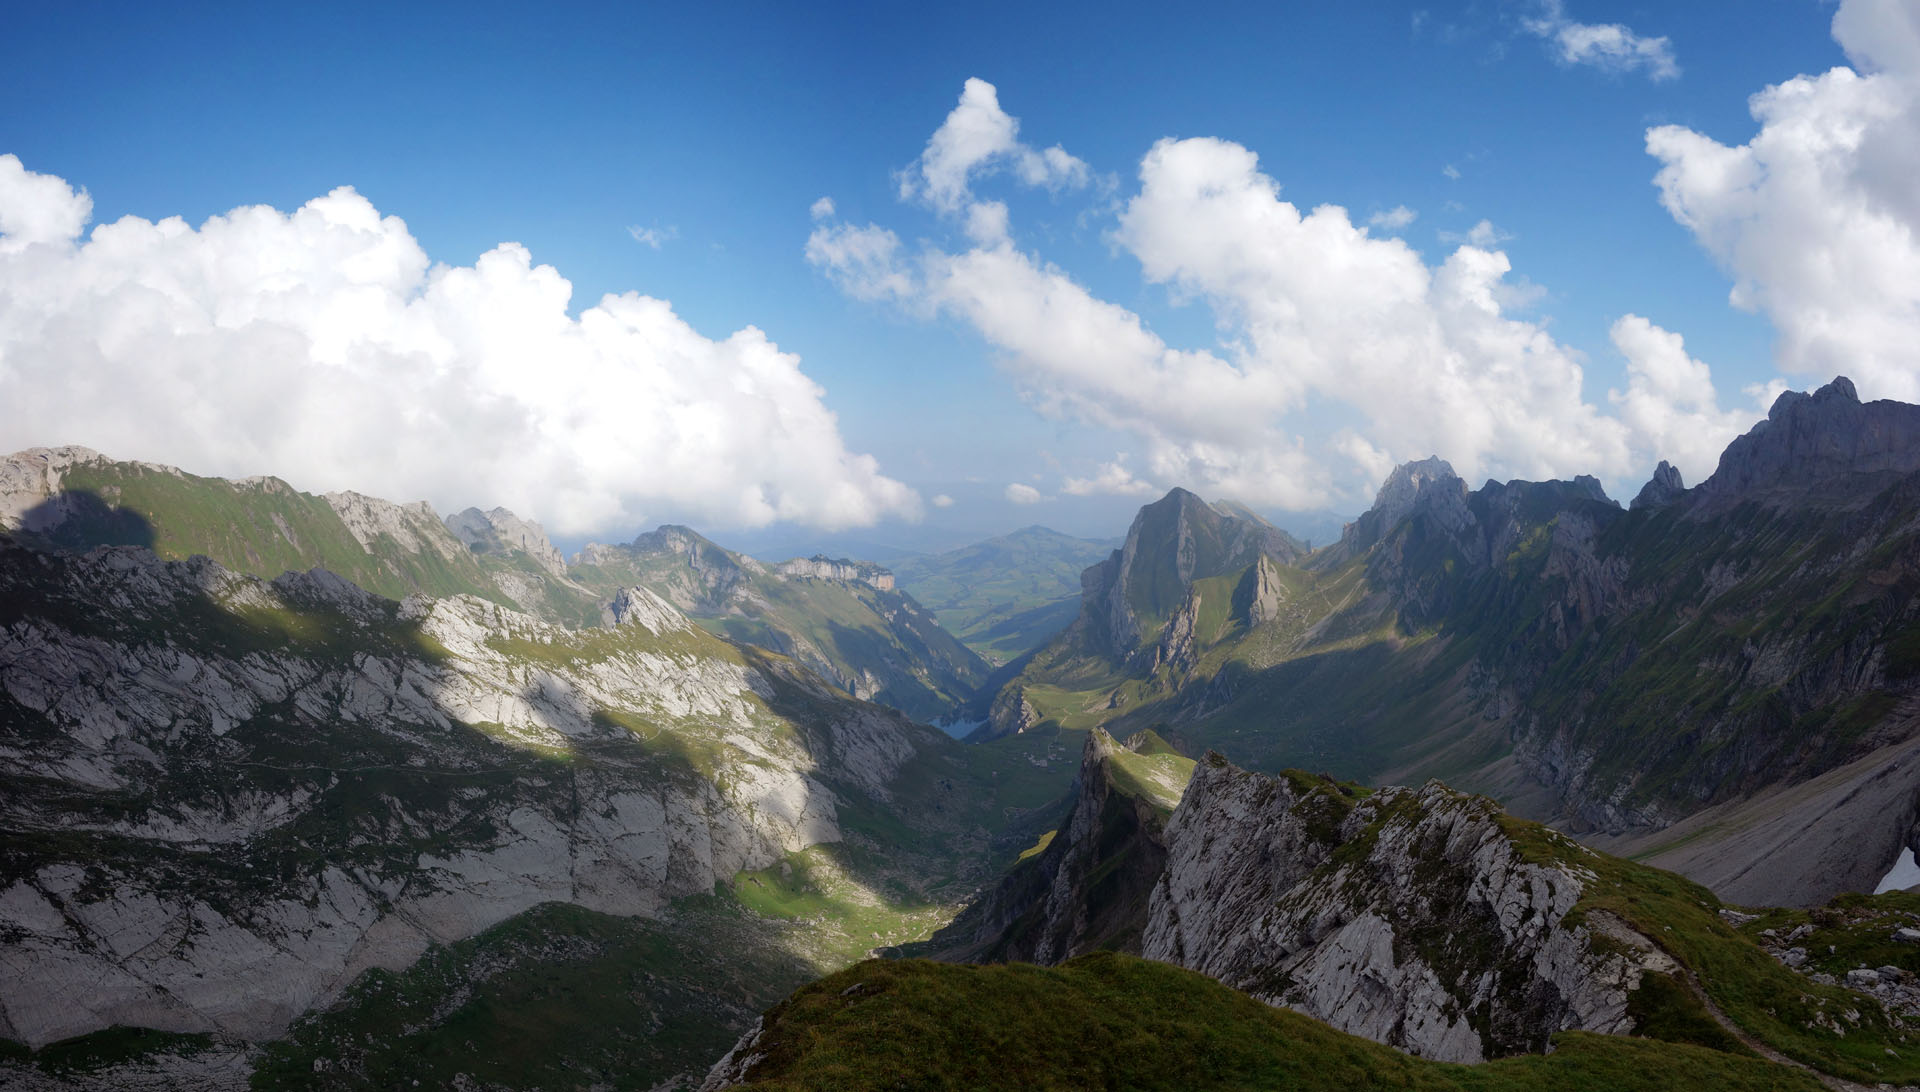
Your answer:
891,525 -> 1121,665
572,525 -> 992,721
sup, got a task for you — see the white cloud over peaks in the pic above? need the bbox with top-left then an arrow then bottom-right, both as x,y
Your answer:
1062,458 -> 1157,497
1647,0 -> 1920,401
1524,0 -> 1679,82
0,155 -> 918,535
1114,137 -> 1633,486
1005,482 -> 1044,505
1606,315 -> 1780,483
808,82 -> 1765,511
898,78 -> 1091,216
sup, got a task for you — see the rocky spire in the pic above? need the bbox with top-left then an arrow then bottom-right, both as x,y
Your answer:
1630,461 -> 1685,511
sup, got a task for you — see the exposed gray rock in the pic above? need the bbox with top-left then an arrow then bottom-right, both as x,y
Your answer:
985,685 -> 1043,738
1070,487 -> 1304,667
1695,375 -> 1920,509
1630,460 -> 1686,511
1232,556 -> 1287,628
772,556 -> 894,591
601,585 -> 694,636
1140,757 -> 1665,1062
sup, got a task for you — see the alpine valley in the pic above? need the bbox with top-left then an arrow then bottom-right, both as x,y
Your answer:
11,378 -> 1920,1091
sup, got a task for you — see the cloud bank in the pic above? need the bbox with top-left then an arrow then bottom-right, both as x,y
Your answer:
810,78 -> 1772,509
0,155 -> 918,535
1647,0 -> 1920,402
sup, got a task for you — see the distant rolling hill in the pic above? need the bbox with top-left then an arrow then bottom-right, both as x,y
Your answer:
890,525 -> 1121,665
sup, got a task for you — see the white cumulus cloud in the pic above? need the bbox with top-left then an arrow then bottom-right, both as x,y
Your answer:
1646,0 -> 1920,401
899,78 -> 1091,216
1005,482 -> 1045,505
0,155 -> 918,536
1606,315 -> 1782,483
809,196 -> 836,221
1524,0 -> 1679,81
808,79 -> 1798,512
1062,458 -> 1157,497
931,493 -> 954,508
1368,205 -> 1418,231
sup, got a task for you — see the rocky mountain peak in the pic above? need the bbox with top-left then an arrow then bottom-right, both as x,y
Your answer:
1078,487 -> 1306,661
1630,460 -> 1686,511
1335,457 -> 1475,557
444,506 -> 568,578
1696,375 -> 1920,508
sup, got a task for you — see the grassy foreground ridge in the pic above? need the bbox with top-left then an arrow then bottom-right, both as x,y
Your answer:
720,954 -> 1821,1091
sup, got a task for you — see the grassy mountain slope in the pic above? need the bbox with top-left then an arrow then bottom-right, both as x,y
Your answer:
0,446 -> 601,625
890,526 -> 1118,664
705,954 -> 1822,1092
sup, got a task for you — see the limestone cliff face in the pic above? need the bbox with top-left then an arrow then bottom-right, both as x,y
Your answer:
0,539 -> 934,1048
1694,376 -> 1920,509
1141,757 -> 1660,1062
322,490 -> 467,560
943,741 -> 1669,1065
772,556 -> 894,591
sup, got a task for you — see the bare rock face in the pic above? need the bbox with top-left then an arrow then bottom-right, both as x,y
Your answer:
0,446 -> 107,531
1696,376 -> 1920,508
1630,460 -> 1686,511
772,556 -> 895,591
1137,586 -> 1201,677
1338,458 -> 1476,558
985,684 -> 1043,738
928,729 -> 1181,963
1232,556 -> 1287,628
1077,487 -> 1304,663
601,585 -> 694,635
1140,757 -> 1665,1063
445,506 -> 569,578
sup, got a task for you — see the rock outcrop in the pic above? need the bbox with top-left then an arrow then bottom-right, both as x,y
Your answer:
574,525 -> 989,721
1695,376 -> 1920,509
601,584 -> 694,635
1141,758 -> 1657,1062
772,556 -> 894,590
1630,460 -> 1685,511
322,490 -> 466,560
1232,556 -> 1287,628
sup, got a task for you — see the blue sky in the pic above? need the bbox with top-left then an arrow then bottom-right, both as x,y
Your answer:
2,0 -> 1909,552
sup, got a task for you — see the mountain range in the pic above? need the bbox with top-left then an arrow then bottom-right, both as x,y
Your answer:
7,376 -> 1920,1089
